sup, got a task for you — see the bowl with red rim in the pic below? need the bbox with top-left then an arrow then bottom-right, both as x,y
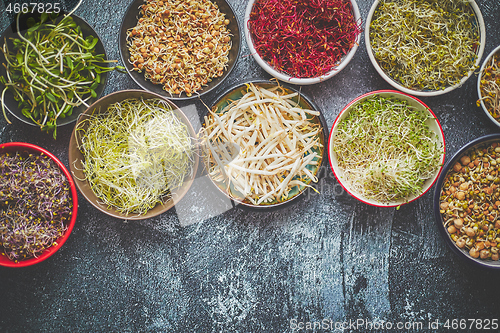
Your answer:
328,90 -> 446,207
244,0 -> 362,85
0,142 -> 78,267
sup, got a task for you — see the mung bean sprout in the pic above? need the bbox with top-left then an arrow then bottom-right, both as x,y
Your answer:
200,82 -> 323,205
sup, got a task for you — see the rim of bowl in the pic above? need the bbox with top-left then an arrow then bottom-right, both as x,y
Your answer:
0,12 -> 110,127
365,0 -> 486,97
0,142 -> 78,267
433,133 -> 500,270
477,45 -> 500,127
203,79 -> 329,210
244,0 -> 361,85
328,90 -> 446,207
118,0 -> 241,100
68,89 -> 199,220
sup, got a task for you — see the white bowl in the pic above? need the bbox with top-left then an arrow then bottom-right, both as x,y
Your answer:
477,45 -> 500,127
365,0 -> 485,97
328,90 -> 446,207
244,0 -> 361,85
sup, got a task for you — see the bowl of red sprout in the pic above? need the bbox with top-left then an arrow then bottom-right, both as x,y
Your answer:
0,142 -> 78,267
244,0 -> 362,85
328,90 -> 445,207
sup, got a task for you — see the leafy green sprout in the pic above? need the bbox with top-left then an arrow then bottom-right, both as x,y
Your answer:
332,95 -> 443,203
369,0 -> 480,91
0,7 -> 124,139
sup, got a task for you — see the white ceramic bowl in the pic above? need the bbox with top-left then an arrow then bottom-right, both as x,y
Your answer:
328,90 -> 446,207
365,0 -> 485,97
244,0 -> 361,85
477,45 -> 500,127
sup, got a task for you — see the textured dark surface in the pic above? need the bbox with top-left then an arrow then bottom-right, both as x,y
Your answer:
0,0 -> 499,332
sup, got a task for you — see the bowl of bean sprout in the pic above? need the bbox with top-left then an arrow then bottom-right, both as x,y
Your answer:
200,80 -> 328,209
434,134 -> 500,269
0,142 -> 78,267
477,45 -> 500,127
365,0 -> 485,97
69,89 -> 199,220
329,90 -> 445,207
119,0 -> 241,100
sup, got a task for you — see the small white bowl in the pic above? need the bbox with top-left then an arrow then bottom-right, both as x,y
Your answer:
365,0 -> 485,97
477,45 -> 500,127
328,90 -> 446,207
244,0 -> 361,85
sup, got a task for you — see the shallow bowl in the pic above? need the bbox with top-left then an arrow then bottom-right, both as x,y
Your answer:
202,79 -> 328,209
68,90 -> 199,220
433,134 -> 500,270
0,12 -> 109,127
0,142 -> 78,267
477,45 -> 500,127
119,0 -> 241,100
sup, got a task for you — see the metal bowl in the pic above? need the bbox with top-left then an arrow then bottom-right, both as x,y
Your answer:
119,0 -> 241,100
434,134 -> 500,270
0,12 -> 109,128
68,89 -> 199,220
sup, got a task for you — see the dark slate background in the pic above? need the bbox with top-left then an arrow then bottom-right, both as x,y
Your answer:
1,0 -> 500,332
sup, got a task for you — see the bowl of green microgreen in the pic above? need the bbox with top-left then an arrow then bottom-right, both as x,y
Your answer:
244,0 -> 362,85
365,0 -> 485,97
0,11 -> 121,139
0,142 -> 78,267
328,90 -> 445,207
477,45 -> 500,127
69,89 -> 199,220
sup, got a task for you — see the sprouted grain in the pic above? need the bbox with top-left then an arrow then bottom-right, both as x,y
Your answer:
439,142 -> 500,261
126,0 -> 232,97
477,51 -> 500,121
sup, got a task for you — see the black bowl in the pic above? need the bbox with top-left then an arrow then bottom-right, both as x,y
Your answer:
119,0 -> 241,101
201,79 -> 329,210
434,134 -> 500,270
0,12 -> 109,128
